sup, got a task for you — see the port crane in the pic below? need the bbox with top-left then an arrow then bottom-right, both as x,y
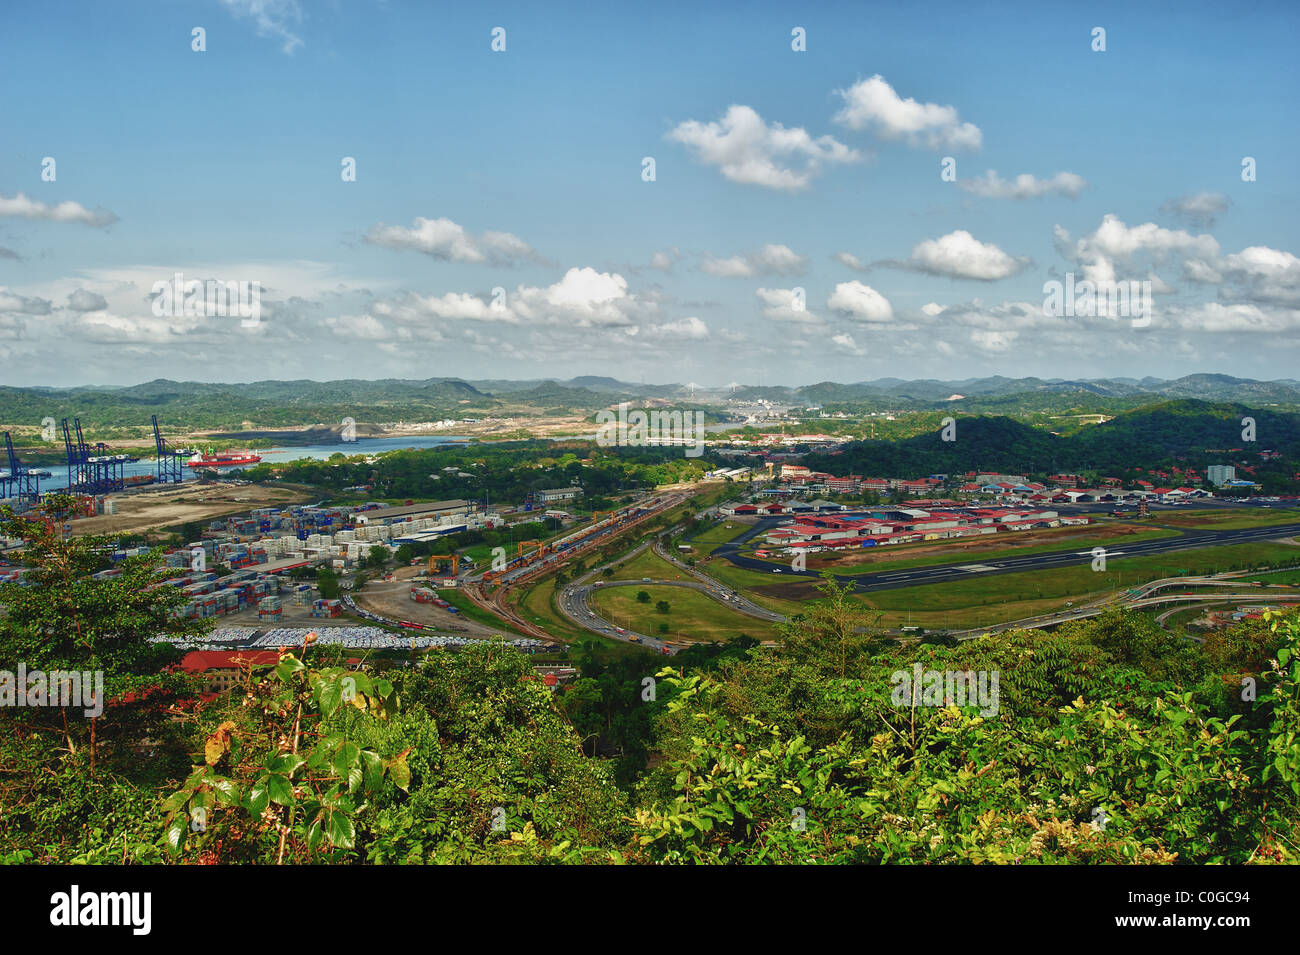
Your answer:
1,432 -> 41,502
152,415 -> 186,484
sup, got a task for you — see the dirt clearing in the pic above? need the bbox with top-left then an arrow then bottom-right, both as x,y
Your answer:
354,579 -> 505,637
70,483 -> 312,538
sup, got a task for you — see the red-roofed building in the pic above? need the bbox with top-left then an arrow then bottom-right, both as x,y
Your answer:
179,650 -> 282,695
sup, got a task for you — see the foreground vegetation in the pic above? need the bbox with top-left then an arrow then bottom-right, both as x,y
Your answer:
2,498 -> 1298,864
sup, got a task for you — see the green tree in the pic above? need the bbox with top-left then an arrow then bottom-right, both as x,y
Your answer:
0,495 -> 209,770
316,566 -> 341,599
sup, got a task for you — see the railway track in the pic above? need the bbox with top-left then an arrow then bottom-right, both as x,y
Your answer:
462,491 -> 693,640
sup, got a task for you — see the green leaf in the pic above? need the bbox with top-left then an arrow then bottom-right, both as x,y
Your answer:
246,778 -> 271,815
324,810 -> 356,849
361,750 -> 384,793
275,656 -> 306,682
333,741 -> 360,778
160,789 -> 192,813
306,816 -> 325,852
316,678 -> 344,717
209,777 -> 241,807
268,753 -> 307,776
267,773 -> 295,806
164,817 -> 187,855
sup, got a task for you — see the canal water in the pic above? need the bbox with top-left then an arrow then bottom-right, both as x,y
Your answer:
33,434 -> 471,491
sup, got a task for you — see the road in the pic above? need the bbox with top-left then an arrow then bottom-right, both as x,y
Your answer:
558,540 -> 675,653
943,569 -> 1300,639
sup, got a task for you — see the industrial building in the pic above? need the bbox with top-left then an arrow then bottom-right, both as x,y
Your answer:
352,499 -> 476,524
534,486 -> 583,503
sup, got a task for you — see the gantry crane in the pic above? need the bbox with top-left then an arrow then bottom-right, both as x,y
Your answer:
426,553 -> 460,576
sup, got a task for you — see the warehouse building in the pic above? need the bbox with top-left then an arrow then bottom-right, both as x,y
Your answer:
353,500 -> 475,525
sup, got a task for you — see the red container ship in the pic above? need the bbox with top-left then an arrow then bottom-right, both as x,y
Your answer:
186,451 -> 263,469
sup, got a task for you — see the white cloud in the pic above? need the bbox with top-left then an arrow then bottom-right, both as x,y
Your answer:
66,289 -> 108,312
373,267 -> 649,332
827,281 -> 894,322
0,289 -> 53,315
0,192 -> 117,228
364,216 -> 538,265
377,291 -> 503,323
1169,302 -> 1300,334
649,249 -> 679,271
1161,192 -> 1230,228
909,230 -> 1025,280
1182,259 -> 1223,284
833,75 -> 981,150
960,170 -> 1087,199
1219,246 -> 1300,305
942,299 -> 1055,330
220,0 -> 304,54
833,251 -> 869,272
756,287 -> 820,325
702,244 -> 807,278
921,302 -> 946,316
1057,214 -> 1221,287
645,315 -> 709,339
970,329 -> 1018,352
322,314 -> 389,339
831,332 -> 867,356
1147,273 -> 1174,295
668,104 -> 862,190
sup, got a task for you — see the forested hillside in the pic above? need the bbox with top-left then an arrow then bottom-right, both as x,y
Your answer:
803,401 -> 1300,482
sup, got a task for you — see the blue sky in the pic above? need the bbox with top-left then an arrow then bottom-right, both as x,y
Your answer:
2,0 -> 1298,387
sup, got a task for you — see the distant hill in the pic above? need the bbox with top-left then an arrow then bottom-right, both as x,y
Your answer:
795,375 -> 1300,408
6,374 -> 1300,441
803,399 -> 1300,477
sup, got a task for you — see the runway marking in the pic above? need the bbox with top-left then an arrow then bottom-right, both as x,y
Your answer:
956,564 -> 998,573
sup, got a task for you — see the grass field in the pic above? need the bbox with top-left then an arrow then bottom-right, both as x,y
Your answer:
854,541 -> 1300,628
607,546 -> 685,582
590,584 -> 783,642
686,520 -> 752,557
1239,567 -> 1300,586
1153,508 -> 1300,530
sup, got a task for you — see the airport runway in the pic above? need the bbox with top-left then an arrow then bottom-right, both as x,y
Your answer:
712,508 -> 1300,594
